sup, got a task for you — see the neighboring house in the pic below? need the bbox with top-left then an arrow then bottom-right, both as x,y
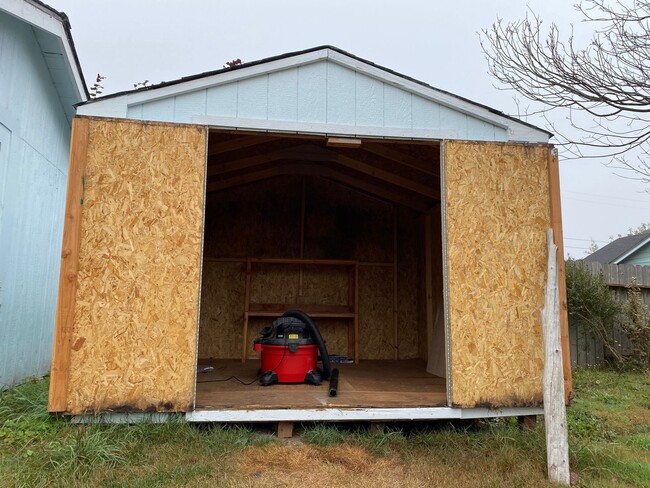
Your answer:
584,232 -> 650,266
0,0 -> 86,387
48,46 -> 569,423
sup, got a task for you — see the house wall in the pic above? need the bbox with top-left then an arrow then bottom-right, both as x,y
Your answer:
0,11 -> 72,388
621,243 -> 650,266
123,60 -> 508,142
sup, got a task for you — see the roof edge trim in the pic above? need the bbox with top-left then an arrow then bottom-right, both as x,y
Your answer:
0,0 -> 88,100
612,234 -> 650,264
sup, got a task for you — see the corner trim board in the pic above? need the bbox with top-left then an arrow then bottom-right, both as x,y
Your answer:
48,117 -> 89,412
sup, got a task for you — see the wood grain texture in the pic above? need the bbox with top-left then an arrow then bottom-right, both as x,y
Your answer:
48,118 -> 89,412
547,150 -> 572,403
542,230 -> 571,485
445,141 -> 551,408
65,118 -> 206,414
194,359 -> 446,409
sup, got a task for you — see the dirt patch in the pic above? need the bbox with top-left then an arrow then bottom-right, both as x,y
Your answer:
233,443 -> 420,488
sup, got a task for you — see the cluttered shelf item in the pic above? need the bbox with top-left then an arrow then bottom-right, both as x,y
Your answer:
241,258 -> 359,363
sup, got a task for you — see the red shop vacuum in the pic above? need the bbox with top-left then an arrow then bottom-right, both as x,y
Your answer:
253,310 -> 336,388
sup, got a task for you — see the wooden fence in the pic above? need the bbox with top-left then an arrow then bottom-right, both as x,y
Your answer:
569,262 -> 650,368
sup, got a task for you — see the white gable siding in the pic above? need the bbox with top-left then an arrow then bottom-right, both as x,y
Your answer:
124,60 -> 508,141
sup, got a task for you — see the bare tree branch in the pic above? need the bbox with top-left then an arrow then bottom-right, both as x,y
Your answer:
481,1 -> 650,184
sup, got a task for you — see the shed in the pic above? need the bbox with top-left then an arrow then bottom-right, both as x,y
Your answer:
48,46 -> 570,422
0,0 -> 86,388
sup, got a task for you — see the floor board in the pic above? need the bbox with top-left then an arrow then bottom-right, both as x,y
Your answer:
194,358 -> 446,410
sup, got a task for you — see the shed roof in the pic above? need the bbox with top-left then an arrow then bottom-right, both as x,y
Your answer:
0,0 -> 88,122
78,46 -> 551,143
583,232 -> 650,264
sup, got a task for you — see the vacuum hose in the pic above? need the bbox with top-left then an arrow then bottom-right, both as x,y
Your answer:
282,310 -> 331,381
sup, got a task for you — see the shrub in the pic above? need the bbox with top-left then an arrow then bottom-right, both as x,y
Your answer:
621,278 -> 650,371
565,260 -> 623,365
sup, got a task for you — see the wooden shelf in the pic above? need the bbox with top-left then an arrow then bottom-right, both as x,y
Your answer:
241,258 -> 359,363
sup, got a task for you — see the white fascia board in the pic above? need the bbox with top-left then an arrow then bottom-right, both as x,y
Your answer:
0,0 -> 86,102
325,49 -> 550,143
185,407 -> 544,423
192,115 -> 460,140
78,49 -> 330,118
613,235 -> 650,264
69,406 -> 544,423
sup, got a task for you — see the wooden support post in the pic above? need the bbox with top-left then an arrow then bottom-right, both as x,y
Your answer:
517,415 -> 538,431
548,149 -> 572,402
393,207 -> 399,360
48,117 -> 89,413
542,229 -> 570,485
242,259 -> 252,362
354,262 -> 359,363
348,266 -> 356,360
276,422 -> 294,438
424,212 -> 435,363
299,178 -> 306,298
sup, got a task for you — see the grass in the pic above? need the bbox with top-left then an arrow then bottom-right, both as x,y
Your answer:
0,369 -> 648,487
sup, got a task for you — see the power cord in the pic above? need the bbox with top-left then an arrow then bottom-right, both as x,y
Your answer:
196,336 -> 289,386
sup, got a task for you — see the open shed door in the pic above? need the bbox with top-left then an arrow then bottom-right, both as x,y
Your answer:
443,141 -> 554,408
49,118 -> 206,414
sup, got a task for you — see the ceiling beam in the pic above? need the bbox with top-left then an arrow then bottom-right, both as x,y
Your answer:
206,167 -> 280,192
207,162 -> 435,211
336,154 -> 439,199
208,135 -> 276,156
361,142 -> 439,177
208,143 -> 440,199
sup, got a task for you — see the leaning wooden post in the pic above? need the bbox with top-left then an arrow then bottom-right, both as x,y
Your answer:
542,228 -> 570,485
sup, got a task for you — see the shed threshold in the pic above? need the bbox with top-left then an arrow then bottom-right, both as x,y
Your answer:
185,407 -> 544,423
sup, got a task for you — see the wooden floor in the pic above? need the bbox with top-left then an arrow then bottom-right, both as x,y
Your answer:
194,358 -> 446,410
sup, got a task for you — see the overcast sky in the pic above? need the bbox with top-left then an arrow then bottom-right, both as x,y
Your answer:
53,0 -> 650,257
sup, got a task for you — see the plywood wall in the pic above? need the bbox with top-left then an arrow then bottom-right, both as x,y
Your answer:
198,176 -> 422,360
65,118 -> 206,413
444,141 -> 551,408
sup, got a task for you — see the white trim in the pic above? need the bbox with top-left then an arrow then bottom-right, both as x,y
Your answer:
613,235 -> 650,264
192,115 -> 459,140
114,50 -> 327,108
440,141 -> 453,405
0,0 -> 86,101
69,407 -> 544,424
185,407 -> 544,423
78,47 -> 549,143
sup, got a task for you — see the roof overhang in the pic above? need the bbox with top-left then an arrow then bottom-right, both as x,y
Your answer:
0,0 -> 87,123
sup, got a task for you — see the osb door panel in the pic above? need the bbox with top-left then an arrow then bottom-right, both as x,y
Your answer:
444,141 -> 551,408
66,118 -> 206,414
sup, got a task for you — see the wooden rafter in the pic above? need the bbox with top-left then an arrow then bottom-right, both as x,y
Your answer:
362,142 -> 439,177
207,140 -> 440,202
208,135 -> 276,156
208,162 -> 434,211
336,153 -> 439,199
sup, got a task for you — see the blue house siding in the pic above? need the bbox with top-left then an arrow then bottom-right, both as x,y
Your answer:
0,11 -> 71,388
124,60 -> 509,142
621,243 -> 650,266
